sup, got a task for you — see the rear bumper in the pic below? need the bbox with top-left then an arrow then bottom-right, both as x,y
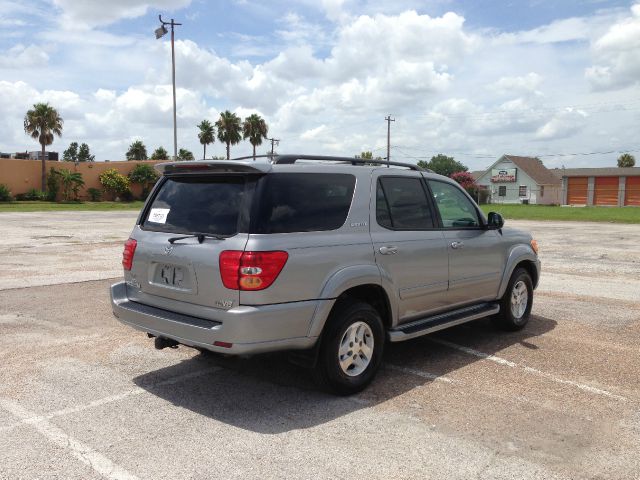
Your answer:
110,281 -> 321,355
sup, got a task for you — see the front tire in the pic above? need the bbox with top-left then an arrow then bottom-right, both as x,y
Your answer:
493,267 -> 533,331
314,300 -> 384,395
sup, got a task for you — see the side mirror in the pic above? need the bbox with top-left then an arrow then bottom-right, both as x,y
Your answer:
487,212 -> 505,230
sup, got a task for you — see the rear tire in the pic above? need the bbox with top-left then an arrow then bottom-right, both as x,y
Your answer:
314,300 -> 384,395
493,267 -> 533,331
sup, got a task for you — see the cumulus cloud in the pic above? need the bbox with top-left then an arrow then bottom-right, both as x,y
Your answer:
492,73 -> 543,97
535,108 -> 588,140
51,0 -> 192,27
0,44 -> 49,68
585,3 -> 640,90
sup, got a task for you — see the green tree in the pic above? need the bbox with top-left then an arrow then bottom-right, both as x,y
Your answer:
426,154 -> 468,177
77,143 -> 95,162
242,114 -> 268,160
63,142 -> 79,162
99,168 -> 130,200
216,110 -> 242,160
178,148 -> 194,161
56,168 -> 85,201
128,163 -> 159,198
617,153 -> 636,168
417,160 -> 429,170
24,103 -> 64,190
197,120 -> 215,159
150,146 -> 169,160
126,140 -> 148,160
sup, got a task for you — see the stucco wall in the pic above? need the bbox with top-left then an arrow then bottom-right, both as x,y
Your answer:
0,159 -> 163,200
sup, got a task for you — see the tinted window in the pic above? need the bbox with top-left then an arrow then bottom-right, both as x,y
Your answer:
498,186 -> 506,196
377,177 -> 434,230
428,180 -> 480,228
253,173 -> 355,233
143,176 -> 246,235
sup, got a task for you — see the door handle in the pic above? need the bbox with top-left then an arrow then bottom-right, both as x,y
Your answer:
450,241 -> 464,249
379,246 -> 398,255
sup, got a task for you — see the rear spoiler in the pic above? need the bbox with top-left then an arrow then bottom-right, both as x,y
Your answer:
155,161 -> 272,175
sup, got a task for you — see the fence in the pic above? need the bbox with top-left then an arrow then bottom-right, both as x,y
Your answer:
0,159 -> 163,200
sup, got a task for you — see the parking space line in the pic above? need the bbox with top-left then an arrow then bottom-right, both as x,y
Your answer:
386,364 -> 455,383
429,338 -> 628,402
0,367 -> 219,434
0,398 -> 139,480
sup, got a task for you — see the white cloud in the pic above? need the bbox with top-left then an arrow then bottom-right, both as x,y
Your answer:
535,108 -> 588,140
0,44 -> 49,68
51,0 -> 192,27
492,73 -> 543,96
586,3 -> 640,90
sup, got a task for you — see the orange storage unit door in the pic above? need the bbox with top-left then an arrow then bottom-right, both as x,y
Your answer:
567,177 -> 588,205
594,176 -> 619,206
625,177 -> 640,206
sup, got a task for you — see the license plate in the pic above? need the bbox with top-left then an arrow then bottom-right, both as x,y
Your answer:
159,264 -> 185,287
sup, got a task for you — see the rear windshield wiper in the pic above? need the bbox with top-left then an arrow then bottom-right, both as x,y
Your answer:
168,233 -> 231,244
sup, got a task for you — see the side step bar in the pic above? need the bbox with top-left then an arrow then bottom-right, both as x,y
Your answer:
388,303 -> 500,342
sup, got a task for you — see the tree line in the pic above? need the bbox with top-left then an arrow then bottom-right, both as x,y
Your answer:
20,102 -> 638,193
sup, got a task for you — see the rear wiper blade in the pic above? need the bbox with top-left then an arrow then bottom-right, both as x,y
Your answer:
168,233 -> 230,244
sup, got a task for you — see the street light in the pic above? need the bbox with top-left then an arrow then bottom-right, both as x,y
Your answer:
155,15 -> 181,160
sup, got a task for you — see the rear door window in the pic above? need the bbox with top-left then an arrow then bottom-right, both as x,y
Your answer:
376,177 -> 435,230
253,173 -> 355,233
142,176 -> 247,236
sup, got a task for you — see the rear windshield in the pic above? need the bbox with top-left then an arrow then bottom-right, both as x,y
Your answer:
252,173 -> 356,233
142,176 -> 246,235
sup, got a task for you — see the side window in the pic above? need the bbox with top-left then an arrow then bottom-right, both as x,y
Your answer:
376,177 -> 434,230
428,180 -> 480,228
498,186 -> 507,197
519,185 -> 527,197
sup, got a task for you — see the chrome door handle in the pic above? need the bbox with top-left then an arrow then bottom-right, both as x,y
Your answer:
450,241 -> 464,249
379,246 -> 398,255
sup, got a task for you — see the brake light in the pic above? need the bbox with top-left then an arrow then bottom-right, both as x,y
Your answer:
220,251 -> 288,291
122,238 -> 137,271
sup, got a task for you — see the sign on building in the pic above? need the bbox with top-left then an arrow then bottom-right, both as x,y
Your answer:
491,168 -> 517,183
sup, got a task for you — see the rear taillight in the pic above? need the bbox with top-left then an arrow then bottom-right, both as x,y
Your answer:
219,250 -> 288,291
122,238 -> 137,271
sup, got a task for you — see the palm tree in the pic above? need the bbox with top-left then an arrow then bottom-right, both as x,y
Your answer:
178,148 -> 194,161
24,103 -> 64,190
150,146 -> 169,160
197,120 -> 215,159
56,169 -> 85,201
242,114 -> 268,161
126,140 -> 148,160
215,111 -> 242,160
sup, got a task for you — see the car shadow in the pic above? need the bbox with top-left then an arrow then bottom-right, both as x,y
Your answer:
133,314 -> 556,434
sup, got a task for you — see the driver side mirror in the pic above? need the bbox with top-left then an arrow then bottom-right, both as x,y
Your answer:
487,212 -> 505,230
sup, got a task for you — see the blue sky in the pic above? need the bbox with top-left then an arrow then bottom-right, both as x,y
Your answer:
1,0 -> 639,169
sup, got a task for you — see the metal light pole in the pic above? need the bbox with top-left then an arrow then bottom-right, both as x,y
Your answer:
156,15 -> 182,160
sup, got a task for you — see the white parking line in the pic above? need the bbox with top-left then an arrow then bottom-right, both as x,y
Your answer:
0,367 -> 219,434
430,338 -> 628,402
386,364 -> 455,383
0,398 -> 139,480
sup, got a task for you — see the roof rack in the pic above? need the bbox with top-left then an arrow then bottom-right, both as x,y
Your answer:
269,154 -> 426,171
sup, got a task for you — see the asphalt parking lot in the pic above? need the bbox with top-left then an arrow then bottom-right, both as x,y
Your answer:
1,211 -> 639,479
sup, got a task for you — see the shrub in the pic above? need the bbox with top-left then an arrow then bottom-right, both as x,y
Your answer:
128,163 -> 159,199
21,188 -> 47,201
46,167 -> 61,201
99,168 -> 130,200
56,168 -> 85,201
0,184 -> 12,202
87,187 -> 102,202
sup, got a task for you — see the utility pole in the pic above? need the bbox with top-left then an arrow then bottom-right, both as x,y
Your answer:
385,115 -> 395,168
268,137 -> 280,156
156,15 -> 182,161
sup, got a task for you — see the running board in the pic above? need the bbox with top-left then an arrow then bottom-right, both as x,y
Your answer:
388,303 -> 500,342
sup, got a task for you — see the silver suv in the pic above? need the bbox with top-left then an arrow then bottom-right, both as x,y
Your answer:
111,155 -> 540,394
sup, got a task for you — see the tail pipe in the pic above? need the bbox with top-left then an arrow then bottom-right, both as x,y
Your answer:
154,336 -> 179,350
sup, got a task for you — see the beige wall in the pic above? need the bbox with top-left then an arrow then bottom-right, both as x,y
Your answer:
0,159 -> 163,200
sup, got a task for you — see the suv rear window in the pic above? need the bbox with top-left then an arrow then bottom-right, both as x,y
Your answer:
252,173 -> 355,233
142,176 -> 246,236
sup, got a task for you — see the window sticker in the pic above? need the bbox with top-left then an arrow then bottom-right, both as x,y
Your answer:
148,208 -> 170,224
